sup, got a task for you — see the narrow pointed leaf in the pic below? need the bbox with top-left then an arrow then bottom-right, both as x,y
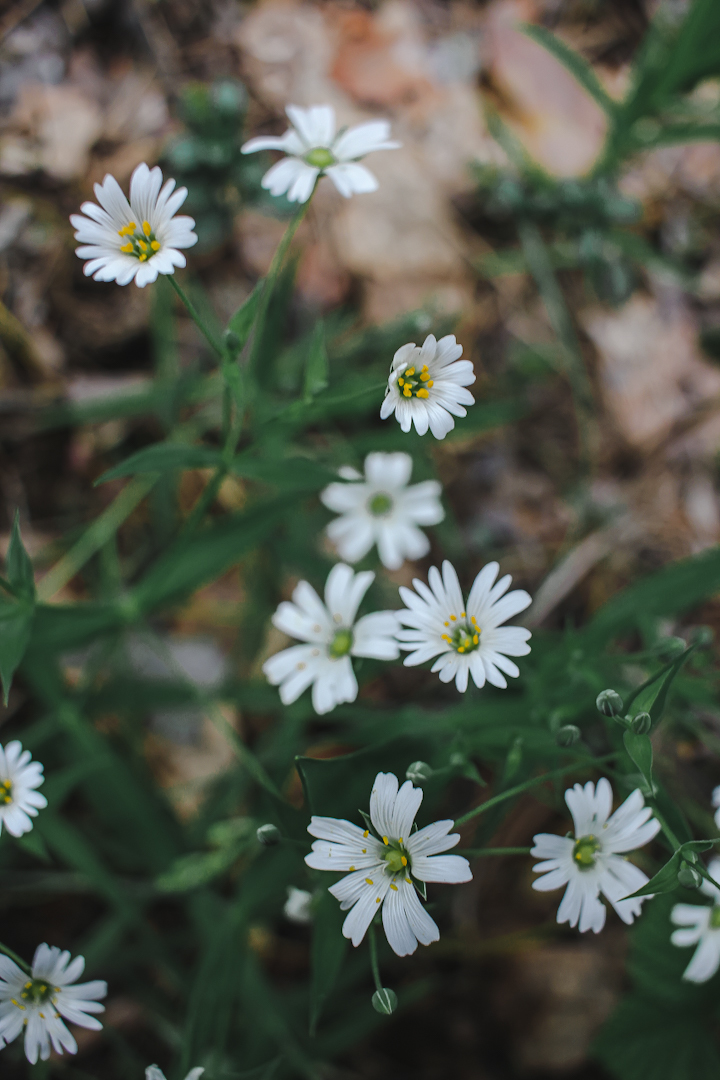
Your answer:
95,444 -> 223,484
303,320 -> 330,402
0,601 -> 34,705
623,730 -> 653,787
7,513 -> 35,601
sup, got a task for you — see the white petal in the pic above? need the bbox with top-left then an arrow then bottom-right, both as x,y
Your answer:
325,162 -> 378,198
411,854 -> 472,883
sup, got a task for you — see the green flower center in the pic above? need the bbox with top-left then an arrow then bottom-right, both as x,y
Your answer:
304,147 -> 335,169
368,493 -> 393,517
710,906 -> 720,929
573,834 -> 601,870
1,778 -> 13,805
20,979 -> 56,1006
118,219 -> 161,262
328,627 -> 353,659
397,363 -> 433,401
382,839 -> 411,876
441,614 -> 481,654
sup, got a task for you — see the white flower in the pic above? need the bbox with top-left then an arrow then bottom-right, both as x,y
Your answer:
671,857 -> 720,982
241,104 -> 400,204
262,563 -> 400,715
712,785 -> 720,830
305,771 -> 472,957
0,741 -> 47,837
147,1067 -> 204,1080
71,162 -> 198,288
531,778 -> 661,934
320,452 -> 444,571
284,886 -> 314,924
380,334 -> 475,440
0,945 -> 106,1064
396,560 -> 532,692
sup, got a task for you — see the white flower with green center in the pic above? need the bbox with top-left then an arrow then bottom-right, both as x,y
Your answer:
396,559 -> 532,692
320,452 -> 444,570
671,857 -> 720,982
380,334 -> 475,440
240,104 -> 400,204
262,563 -> 400,715
147,1066 -> 204,1080
0,741 -> 47,837
305,771 -> 472,956
531,779 -> 660,934
71,162 -> 198,288
0,944 -> 106,1064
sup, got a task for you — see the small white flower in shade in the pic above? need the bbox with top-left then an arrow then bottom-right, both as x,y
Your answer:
396,560 -> 532,693
380,334 -> 475,440
284,886 -> 314,924
305,771 -> 472,957
147,1067 -> 204,1080
671,857 -> 720,983
0,741 -> 47,837
711,785 -> 720,829
71,162 -> 198,288
241,104 -> 400,204
0,945 -> 107,1064
531,778 -> 661,934
320,452 -> 444,571
262,563 -> 400,715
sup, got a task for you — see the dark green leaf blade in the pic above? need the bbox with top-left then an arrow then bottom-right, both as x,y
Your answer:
521,23 -> 616,117
309,888 -> 347,1035
95,444 -> 223,484
0,601 -> 34,705
623,851 -> 681,900
303,321 -> 330,402
623,731 -> 653,788
7,512 -> 35,601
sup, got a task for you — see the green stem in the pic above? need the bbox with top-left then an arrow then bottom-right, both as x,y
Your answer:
205,702 -> 287,804
462,847 -> 533,857
368,924 -> 383,994
168,276 -> 225,360
454,753 -> 620,827
0,941 -> 31,973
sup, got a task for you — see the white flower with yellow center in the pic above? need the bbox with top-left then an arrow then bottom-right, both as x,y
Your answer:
671,857 -> 720,982
380,334 -> 475,440
71,162 -> 198,288
305,771 -> 472,956
0,741 -> 47,837
262,563 -> 400,715
320,452 -> 444,570
396,560 -> 532,692
0,945 -> 106,1064
531,779 -> 660,934
241,104 -> 400,204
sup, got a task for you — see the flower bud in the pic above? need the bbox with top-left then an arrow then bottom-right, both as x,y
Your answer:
371,988 -> 398,1015
678,863 -> 702,889
596,689 -> 623,717
692,626 -> 714,649
224,329 -> 241,356
406,761 -> 433,785
630,712 -> 652,735
256,824 -> 281,847
654,636 -> 686,661
556,724 -> 581,747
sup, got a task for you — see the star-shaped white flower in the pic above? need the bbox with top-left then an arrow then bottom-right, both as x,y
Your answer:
305,771 -> 472,956
241,104 -> 400,204
380,334 -> 475,440
671,857 -> 720,982
262,563 -> 400,715
0,740 -> 47,837
71,162 -> 198,287
532,778 -> 661,934
0,944 -> 106,1064
320,452 -> 444,570
147,1067 -> 204,1080
396,560 -> 532,692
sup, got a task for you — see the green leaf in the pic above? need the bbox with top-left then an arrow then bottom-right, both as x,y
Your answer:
15,828 -> 51,863
156,846 -> 242,892
624,851 -> 681,899
309,887 -> 347,1035
95,443 -> 223,484
7,512 -> 35,601
623,730 -> 653,787
303,321 -> 330,402
0,600 -> 34,705
521,24 -> 617,117
227,280 -> 262,352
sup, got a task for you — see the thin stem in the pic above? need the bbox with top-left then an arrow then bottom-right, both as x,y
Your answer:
462,847 -> 533,857
454,753 -> 620,828
168,276 -> 225,360
0,941 -> 31,973
205,702 -> 287,804
368,924 -> 383,994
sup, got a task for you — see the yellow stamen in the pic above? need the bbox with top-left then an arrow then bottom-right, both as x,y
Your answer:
458,646 -> 465,653
471,616 -> 477,624
376,897 -> 381,903
442,634 -> 451,643
137,239 -> 148,251
397,378 -> 404,386
390,883 -> 398,891
461,612 -> 466,618
450,615 -> 457,621
405,367 -> 415,376
120,242 -> 133,253
401,856 -> 407,866
138,254 -> 147,262
383,836 -> 389,845
363,830 -> 369,838
403,386 -> 412,397
142,220 -> 152,236
416,389 -> 429,398
150,240 -> 161,251
362,848 -> 367,853
399,838 -> 403,843
365,878 -> 373,885
426,379 -> 434,387
473,634 -> 479,644
349,865 -> 355,871
405,877 -> 412,884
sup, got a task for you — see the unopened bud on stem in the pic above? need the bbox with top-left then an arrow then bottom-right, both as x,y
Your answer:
371,988 -> 398,1015
256,823 -> 281,846
406,761 -> 433,785
596,689 -> 624,717
630,712 -> 652,735
556,724 -> 581,747
678,863 -> 702,889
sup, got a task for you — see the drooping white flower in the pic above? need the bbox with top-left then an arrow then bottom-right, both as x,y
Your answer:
147,1067 -> 204,1080
711,785 -> 720,830
305,771 -> 471,957
241,104 -> 400,204
71,163 -> 198,288
320,453 -> 443,571
671,857 -> 720,983
262,563 -> 400,715
0,945 -> 106,1064
380,334 -> 475,440
531,778 -> 660,934
284,886 -> 314,924
396,560 -> 532,692
0,741 -> 47,837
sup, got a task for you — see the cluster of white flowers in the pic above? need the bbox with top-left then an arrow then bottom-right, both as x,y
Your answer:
669,788 -> 720,983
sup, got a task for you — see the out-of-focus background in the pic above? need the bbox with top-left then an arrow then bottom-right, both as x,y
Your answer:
3,0 -> 720,1076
